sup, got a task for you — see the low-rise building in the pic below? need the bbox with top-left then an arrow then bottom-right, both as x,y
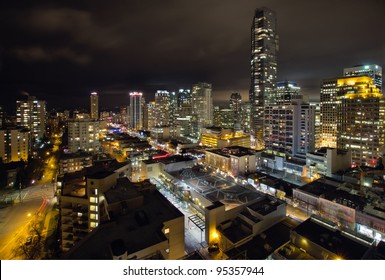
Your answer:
272,215 -> 375,260
58,152 -> 93,175
62,178 -> 185,260
205,146 -> 256,176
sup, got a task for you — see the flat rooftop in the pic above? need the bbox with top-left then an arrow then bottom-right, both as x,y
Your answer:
143,155 -> 195,165
104,178 -> 142,204
63,189 -> 184,259
207,146 -> 255,157
247,196 -> 284,216
293,217 -> 372,259
225,218 -> 294,260
297,180 -> 338,197
324,189 -> 366,211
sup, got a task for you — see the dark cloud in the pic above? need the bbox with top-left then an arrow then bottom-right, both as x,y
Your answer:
0,0 -> 384,111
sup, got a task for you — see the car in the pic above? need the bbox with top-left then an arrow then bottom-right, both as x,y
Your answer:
25,235 -> 32,245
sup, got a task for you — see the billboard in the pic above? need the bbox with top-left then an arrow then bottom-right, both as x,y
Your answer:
319,198 -> 355,230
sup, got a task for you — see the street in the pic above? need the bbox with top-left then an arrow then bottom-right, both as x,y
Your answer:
0,184 -> 56,259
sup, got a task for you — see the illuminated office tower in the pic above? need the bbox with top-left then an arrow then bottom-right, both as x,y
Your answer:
191,82 -> 213,137
129,92 -> 143,130
336,76 -> 385,166
175,89 -> 192,135
90,92 -> 99,119
16,95 -> 46,145
344,64 -> 382,91
320,78 -> 339,148
250,7 -> 278,149
241,102 -> 251,133
213,106 -> 234,129
230,93 -> 242,130
310,102 -> 321,149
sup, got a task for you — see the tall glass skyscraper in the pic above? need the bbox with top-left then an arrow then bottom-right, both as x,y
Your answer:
250,7 -> 278,149
90,92 -> 99,120
129,92 -> 143,130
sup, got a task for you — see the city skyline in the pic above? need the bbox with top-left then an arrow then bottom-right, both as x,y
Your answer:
1,0 -> 384,111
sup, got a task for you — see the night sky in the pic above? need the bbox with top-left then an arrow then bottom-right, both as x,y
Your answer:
1,0 -> 384,112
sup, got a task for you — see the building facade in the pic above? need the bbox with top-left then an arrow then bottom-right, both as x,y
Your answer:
68,119 -> 100,153
16,95 -> 46,145
250,7 -> 278,149
90,92 -> 99,120
191,82 -> 213,138
336,76 -> 385,166
129,92 -> 143,130
0,128 -> 30,163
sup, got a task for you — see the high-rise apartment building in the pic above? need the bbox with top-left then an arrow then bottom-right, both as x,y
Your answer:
191,82 -> 213,138
250,7 -> 278,149
129,92 -> 143,130
264,82 -> 315,157
336,76 -> 385,166
154,90 -> 171,127
16,95 -> 46,145
241,102 -> 251,133
90,92 -> 99,120
230,93 -> 242,129
344,64 -> 382,91
320,78 -> 339,148
68,119 -> 100,153
0,128 -> 30,163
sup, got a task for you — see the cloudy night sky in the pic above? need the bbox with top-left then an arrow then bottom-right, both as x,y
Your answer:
0,0 -> 384,112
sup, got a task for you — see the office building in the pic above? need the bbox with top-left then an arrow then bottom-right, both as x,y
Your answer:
129,92 -> 143,130
241,102 -> 251,133
336,76 -> 385,166
344,64 -> 382,91
250,7 -> 278,149
90,92 -> 99,120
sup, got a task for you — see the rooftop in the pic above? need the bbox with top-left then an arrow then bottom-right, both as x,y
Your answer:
324,189 -> 366,211
225,218 -> 294,260
293,216 -> 372,259
63,189 -> 183,259
206,146 -> 255,157
143,155 -> 195,165
297,180 -> 338,197
247,196 -> 284,216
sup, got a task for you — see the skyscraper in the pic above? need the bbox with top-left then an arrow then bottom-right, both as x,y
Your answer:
90,92 -> 99,120
336,76 -> 385,166
320,77 -> 339,148
250,7 -> 278,149
154,90 -> 171,127
191,82 -> 213,138
344,64 -> 382,91
230,93 -> 242,129
129,92 -> 143,130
